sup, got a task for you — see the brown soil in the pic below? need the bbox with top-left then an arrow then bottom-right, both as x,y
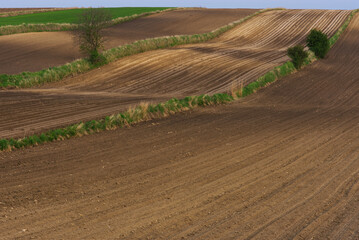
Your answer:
1,13 -> 359,239
0,10 -> 350,140
0,8 -> 258,74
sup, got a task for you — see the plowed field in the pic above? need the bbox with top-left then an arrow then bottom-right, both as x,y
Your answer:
0,10 -> 350,139
1,13 -> 359,239
0,8 -> 258,74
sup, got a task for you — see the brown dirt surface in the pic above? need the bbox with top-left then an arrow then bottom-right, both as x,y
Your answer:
1,13 -> 359,239
0,9 -> 350,140
0,8 -> 258,74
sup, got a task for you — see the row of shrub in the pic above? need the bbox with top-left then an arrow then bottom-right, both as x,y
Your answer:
0,8 -> 284,88
287,29 -> 330,70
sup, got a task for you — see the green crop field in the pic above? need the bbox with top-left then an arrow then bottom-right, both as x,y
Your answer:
0,7 -> 171,26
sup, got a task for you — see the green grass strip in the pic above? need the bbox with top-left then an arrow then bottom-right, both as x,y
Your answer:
0,8 -> 175,36
0,8 -> 284,88
1,9 -> 356,152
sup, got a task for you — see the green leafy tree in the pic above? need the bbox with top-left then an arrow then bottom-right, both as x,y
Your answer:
74,8 -> 112,64
306,29 -> 330,59
287,45 -> 308,69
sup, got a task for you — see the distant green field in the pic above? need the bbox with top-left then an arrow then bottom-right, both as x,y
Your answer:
0,7 -> 171,26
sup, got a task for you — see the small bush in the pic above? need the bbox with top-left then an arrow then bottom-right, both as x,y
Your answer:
306,29 -> 330,59
74,8 -> 112,64
287,45 -> 308,69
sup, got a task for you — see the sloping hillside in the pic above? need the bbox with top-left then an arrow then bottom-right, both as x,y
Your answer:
1,13 -> 359,239
0,10 -> 350,139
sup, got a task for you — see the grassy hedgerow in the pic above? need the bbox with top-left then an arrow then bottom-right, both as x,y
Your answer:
0,8 -> 284,88
0,59 -> 92,87
233,61 -> 295,98
0,94 -> 234,151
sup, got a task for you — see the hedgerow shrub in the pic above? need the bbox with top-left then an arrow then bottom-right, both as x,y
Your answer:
287,45 -> 308,69
306,29 -> 330,59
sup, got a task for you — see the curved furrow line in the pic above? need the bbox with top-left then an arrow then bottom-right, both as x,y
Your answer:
130,49 -> 271,94
244,10 -> 317,48
274,156 -> 359,239
269,10 -> 331,48
220,11 -> 291,45
220,10 -> 298,44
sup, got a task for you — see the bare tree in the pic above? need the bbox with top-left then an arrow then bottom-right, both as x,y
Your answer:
74,8 -> 112,64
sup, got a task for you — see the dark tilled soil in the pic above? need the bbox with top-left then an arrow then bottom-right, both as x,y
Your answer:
0,13 -> 359,240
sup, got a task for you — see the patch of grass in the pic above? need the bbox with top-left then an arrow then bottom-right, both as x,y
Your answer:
0,8 -> 284,88
235,61 -> 296,98
0,7 -> 171,26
